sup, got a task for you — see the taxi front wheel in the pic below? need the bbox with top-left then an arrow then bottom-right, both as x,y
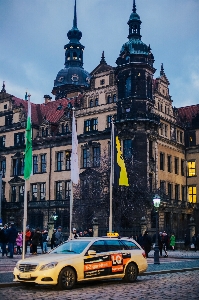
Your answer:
124,262 -> 138,283
58,266 -> 76,290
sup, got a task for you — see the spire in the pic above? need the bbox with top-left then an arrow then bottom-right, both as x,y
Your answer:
25,90 -> 28,100
160,63 -> 165,76
133,0 -> 136,13
100,51 -> 107,64
1,81 -> 6,93
128,0 -> 141,40
73,0 -> 77,29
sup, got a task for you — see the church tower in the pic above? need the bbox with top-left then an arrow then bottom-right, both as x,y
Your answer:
115,0 -> 160,191
52,0 -> 91,99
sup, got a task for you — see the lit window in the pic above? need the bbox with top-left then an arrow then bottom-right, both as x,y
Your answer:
188,186 -> 196,203
187,161 -> 196,177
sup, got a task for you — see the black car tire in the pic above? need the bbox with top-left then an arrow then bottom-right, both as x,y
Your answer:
57,266 -> 76,290
123,262 -> 138,283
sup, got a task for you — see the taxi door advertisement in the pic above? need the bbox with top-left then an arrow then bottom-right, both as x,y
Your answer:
84,253 -> 131,278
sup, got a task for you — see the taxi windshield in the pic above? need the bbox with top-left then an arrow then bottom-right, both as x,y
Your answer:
51,240 -> 91,254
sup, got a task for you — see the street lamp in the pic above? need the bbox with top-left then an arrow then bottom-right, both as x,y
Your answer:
153,194 -> 161,264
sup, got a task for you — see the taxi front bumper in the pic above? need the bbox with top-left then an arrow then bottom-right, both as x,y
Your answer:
13,267 -> 59,285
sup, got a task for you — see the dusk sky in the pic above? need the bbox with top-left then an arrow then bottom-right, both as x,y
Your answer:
0,0 -> 198,108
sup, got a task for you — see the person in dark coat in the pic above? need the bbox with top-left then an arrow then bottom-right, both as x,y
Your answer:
31,228 -> 41,254
0,224 -> 8,256
51,229 -> 57,249
7,223 -> 18,258
184,234 -> 190,251
158,232 -> 163,256
142,231 -> 152,258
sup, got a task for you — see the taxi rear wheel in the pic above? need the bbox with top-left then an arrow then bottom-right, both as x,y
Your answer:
124,262 -> 138,283
58,266 -> 76,290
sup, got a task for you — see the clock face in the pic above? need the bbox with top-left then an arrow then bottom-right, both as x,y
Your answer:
71,74 -> 79,82
57,76 -> 64,82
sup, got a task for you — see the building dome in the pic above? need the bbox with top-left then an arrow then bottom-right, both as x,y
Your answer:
54,67 -> 90,88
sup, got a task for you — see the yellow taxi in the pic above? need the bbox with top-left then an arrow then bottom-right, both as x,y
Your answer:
13,237 -> 147,289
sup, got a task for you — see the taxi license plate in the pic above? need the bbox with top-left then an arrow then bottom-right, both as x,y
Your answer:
19,273 -> 31,279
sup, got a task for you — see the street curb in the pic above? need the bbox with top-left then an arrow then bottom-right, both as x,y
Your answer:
140,267 -> 199,276
0,268 -> 199,288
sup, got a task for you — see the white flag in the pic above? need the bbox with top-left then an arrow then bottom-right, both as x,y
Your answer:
71,109 -> 79,184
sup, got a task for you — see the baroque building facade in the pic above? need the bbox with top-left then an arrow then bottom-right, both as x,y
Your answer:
0,0 -> 198,238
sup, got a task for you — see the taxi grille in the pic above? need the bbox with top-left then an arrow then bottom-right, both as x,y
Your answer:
19,264 -> 38,272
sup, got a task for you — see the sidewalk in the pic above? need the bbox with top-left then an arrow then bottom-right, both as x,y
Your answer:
0,249 -> 199,287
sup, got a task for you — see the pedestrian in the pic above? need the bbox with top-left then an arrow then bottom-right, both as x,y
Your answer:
42,230 -> 49,253
16,231 -> 23,255
158,232 -> 163,256
184,233 -> 190,251
162,231 -> 169,257
25,227 -> 31,254
55,226 -> 63,246
0,224 -> 8,257
51,229 -> 57,249
170,233 -> 176,251
73,228 -> 79,239
88,228 -> 93,237
6,223 -> 18,258
40,230 -> 44,253
191,234 -> 197,252
79,231 -> 83,237
83,229 -> 90,237
142,231 -> 152,258
31,228 -> 41,254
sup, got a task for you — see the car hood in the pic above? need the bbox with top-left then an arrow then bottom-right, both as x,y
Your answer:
16,254 -> 82,265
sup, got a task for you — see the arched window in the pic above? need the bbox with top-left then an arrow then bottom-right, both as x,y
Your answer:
133,25 -> 137,33
113,94 -> 117,103
90,100 -> 93,108
125,76 -> 131,98
95,98 -> 99,106
73,52 -> 77,60
107,95 -> 112,104
65,123 -> 69,133
67,53 -> 70,60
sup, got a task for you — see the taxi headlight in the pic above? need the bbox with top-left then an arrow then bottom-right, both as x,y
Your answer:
40,262 -> 58,271
15,263 -> 20,270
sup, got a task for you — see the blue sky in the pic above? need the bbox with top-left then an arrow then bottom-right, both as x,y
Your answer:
0,0 -> 199,108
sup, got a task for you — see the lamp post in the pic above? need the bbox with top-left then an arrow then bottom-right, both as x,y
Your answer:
153,194 -> 161,264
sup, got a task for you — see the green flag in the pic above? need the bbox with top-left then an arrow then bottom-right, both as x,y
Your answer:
24,95 -> 32,180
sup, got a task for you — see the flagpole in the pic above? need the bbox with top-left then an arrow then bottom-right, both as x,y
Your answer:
69,181 -> 73,239
70,107 -> 79,239
109,121 -> 114,233
22,93 -> 32,260
22,181 -> 28,260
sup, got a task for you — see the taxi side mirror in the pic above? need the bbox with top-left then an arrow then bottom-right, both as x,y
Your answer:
87,250 -> 96,256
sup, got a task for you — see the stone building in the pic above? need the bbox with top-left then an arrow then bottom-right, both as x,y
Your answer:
0,0 -> 198,238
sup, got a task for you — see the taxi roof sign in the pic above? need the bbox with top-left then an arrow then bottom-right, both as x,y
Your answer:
107,232 -> 119,237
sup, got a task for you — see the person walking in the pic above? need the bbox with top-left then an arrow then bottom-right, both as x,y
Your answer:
162,231 -> 169,257
7,223 -> 18,258
31,228 -> 41,254
51,229 -> 57,249
55,226 -> 63,246
158,232 -> 163,256
142,231 -> 152,258
16,231 -> 23,255
42,230 -> 49,254
0,224 -> 8,257
192,234 -> 197,252
170,233 -> 176,251
25,227 -> 31,254
184,234 -> 190,251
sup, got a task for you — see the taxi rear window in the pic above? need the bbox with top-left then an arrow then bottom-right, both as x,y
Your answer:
121,240 -> 140,250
